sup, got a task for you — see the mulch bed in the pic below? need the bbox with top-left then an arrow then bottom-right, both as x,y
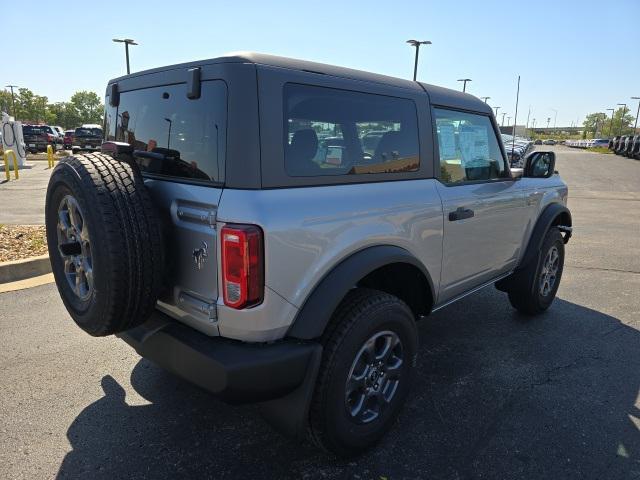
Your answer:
0,225 -> 48,262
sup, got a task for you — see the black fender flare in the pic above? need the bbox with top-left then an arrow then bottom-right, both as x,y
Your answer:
496,202 -> 571,292
519,203 -> 571,270
286,245 -> 434,340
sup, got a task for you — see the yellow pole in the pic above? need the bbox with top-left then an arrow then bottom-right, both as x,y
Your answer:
3,149 -> 18,180
3,150 -> 9,181
47,144 -> 54,168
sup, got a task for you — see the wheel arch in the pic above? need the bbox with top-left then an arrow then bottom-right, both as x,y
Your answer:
286,245 -> 434,340
519,202 -> 571,269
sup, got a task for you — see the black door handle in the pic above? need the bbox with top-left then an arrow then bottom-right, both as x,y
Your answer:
448,207 -> 475,221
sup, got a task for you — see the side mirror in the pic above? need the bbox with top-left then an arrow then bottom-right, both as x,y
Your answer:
524,151 -> 556,178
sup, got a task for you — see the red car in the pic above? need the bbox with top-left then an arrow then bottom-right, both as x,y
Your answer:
63,130 -> 74,150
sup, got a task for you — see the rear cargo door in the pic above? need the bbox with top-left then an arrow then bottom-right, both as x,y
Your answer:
110,80 -> 227,334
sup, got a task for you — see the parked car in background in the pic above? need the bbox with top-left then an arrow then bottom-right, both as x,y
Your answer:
22,125 -> 56,153
623,135 -> 635,157
543,139 -> 556,145
52,126 -> 65,138
72,126 -> 103,154
590,138 -> 609,148
615,136 -> 630,155
63,130 -> 74,150
610,136 -> 620,151
631,135 -> 640,159
534,139 -> 543,145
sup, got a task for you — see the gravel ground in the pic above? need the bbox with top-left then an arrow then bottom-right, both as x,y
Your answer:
0,224 -> 47,262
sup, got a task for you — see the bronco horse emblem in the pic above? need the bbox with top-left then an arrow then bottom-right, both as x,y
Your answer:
192,241 -> 208,270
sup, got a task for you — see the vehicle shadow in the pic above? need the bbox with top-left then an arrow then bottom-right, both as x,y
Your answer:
56,289 -> 640,480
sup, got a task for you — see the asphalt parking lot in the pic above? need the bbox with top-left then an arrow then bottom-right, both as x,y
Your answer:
1,147 -> 639,480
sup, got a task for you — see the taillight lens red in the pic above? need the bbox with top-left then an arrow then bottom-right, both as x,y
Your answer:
221,224 -> 263,309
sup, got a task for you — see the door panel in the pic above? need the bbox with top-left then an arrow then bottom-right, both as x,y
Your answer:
436,180 -> 527,302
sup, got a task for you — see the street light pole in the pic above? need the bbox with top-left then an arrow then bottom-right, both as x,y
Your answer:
113,38 -> 138,74
406,40 -> 432,81
480,96 -> 490,103
631,97 -> 640,132
457,78 -> 472,92
501,112 -> 507,126
494,106 -> 501,117
5,84 -> 18,119
617,103 -> 627,135
550,108 -> 558,135
606,108 -> 615,137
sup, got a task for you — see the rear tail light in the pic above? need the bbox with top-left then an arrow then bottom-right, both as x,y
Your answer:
221,224 -> 263,309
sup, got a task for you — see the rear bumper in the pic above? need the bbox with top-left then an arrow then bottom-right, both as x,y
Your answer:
118,311 -> 320,404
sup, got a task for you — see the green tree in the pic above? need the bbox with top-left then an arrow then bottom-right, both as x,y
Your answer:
582,112 -> 608,138
69,91 -> 103,125
594,108 -> 635,137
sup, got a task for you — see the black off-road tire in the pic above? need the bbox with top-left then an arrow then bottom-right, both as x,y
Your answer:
308,288 -> 418,457
507,227 -> 564,315
45,152 -> 164,336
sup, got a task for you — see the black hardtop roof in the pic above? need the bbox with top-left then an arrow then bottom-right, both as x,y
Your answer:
107,51 -> 491,114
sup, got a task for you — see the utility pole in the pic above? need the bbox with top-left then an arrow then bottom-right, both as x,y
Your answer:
606,108 -> 615,136
480,96 -> 490,103
631,97 -> 640,132
113,38 -> 138,74
501,112 -> 507,126
5,84 -> 18,119
494,106 -> 501,117
617,103 -> 628,135
457,78 -> 472,92
406,40 -> 432,81
511,75 -> 520,154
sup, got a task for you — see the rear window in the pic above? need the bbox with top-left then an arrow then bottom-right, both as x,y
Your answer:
74,128 -> 102,137
284,84 -> 420,177
23,126 -> 45,135
111,81 -> 226,183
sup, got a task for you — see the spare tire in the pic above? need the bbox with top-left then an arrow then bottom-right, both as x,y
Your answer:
45,152 -> 164,336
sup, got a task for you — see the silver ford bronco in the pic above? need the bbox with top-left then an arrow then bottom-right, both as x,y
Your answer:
45,52 -> 572,456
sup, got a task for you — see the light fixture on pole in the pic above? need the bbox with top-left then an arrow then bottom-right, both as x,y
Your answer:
457,78 -> 472,92
550,108 -> 558,134
406,40 -> 432,81
631,97 -> 640,132
112,38 -> 138,74
480,96 -> 490,103
617,103 -> 628,135
5,84 -> 18,119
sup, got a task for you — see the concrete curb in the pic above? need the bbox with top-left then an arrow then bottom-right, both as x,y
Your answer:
0,254 -> 52,283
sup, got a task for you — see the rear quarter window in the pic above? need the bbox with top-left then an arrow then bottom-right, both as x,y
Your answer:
283,84 -> 420,177
112,80 -> 227,183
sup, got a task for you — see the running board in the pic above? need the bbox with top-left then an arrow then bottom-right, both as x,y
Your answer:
431,271 -> 513,313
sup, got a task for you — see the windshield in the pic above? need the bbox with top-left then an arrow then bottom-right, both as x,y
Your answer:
75,128 -> 102,137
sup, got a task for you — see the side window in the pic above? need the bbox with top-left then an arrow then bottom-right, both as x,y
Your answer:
284,84 -> 420,177
115,81 -> 226,183
434,108 -> 507,184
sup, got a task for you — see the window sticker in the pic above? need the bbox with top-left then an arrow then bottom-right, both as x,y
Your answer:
438,123 -> 457,160
459,125 -> 490,167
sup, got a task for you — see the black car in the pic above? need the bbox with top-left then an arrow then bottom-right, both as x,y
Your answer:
630,135 -> 640,159
22,125 -> 55,153
614,136 -> 627,154
72,127 -> 103,154
623,135 -> 635,157
610,136 -> 620,151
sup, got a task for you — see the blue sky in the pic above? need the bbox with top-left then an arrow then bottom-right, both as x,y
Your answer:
4,0 -> 639,126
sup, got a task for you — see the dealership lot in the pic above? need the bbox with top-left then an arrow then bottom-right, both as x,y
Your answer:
0,147 -> 638,479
